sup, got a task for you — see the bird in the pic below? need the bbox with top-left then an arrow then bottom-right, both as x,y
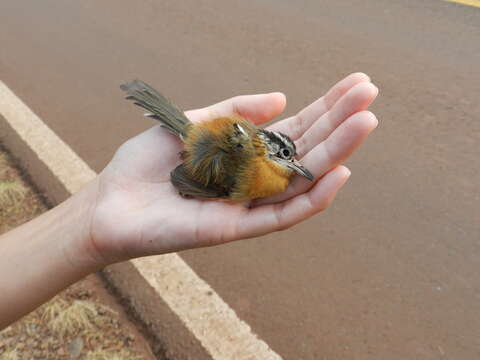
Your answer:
120,80 -> 314,202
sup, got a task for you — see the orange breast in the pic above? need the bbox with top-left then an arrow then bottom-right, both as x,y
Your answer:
231,156 -> 292,201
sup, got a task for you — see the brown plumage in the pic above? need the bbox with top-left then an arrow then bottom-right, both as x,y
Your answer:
121,80 -> 313,201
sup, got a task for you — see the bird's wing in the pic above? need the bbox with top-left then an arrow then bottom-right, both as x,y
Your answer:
170,164 -> 229,199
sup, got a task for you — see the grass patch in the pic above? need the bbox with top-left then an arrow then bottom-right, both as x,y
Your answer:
0,149 -> 46,232
0,349 -> 18,360
0,181 -> 27,207
48,300 -> 103,338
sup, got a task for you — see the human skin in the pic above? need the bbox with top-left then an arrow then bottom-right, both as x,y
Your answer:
0,73 -> 378,328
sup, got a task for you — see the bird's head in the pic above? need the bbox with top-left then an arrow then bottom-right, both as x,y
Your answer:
259,129 -> 314,181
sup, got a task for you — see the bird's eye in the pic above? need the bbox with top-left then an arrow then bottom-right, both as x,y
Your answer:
281,148 -> 291,159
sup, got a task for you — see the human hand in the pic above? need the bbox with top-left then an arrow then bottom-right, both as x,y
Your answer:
85,73 -> 378,265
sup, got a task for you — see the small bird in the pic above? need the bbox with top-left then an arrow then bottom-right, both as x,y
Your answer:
121,80 -> 314,201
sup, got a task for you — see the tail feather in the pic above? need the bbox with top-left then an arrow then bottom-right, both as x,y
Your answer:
121,80 -> 190,138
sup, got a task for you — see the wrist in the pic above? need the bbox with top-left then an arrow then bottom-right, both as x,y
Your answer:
59,176 -> 107,272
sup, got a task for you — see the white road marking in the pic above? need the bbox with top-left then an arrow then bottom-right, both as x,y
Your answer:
444,0 -> 480,8
0,80 -> 282,360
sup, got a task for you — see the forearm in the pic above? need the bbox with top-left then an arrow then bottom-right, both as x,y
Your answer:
0,180 -> 101,329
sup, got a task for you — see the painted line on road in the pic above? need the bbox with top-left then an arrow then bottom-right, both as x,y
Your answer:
444,0 -> 480,8
0,80 -> 282,360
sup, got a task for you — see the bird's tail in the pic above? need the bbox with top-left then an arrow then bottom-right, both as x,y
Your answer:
120,80 -> 191,139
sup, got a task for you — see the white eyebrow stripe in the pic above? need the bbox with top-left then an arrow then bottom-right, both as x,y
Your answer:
272,131 -> 291,147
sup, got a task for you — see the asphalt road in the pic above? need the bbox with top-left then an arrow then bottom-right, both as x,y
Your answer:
1,1 -> 479,359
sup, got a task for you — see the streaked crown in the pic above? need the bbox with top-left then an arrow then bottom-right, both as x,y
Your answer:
258,129 -> 296,161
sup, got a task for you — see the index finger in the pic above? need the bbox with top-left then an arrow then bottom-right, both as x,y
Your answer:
269,72 -> 371,139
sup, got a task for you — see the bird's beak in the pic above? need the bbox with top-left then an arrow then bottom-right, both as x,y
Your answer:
276,158 -> 314,181
290,160 -> 314,181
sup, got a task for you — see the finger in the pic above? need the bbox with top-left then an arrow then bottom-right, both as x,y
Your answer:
185,92 -> 286,125
236,166 -> 351,239
295,82 -> 378,158
269,72 -> 371,139
254,111 -> 377,206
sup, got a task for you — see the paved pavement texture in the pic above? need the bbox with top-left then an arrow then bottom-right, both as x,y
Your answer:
1,1 -> 479,359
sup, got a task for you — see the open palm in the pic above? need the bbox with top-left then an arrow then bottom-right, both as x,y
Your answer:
89,73 -> 378,264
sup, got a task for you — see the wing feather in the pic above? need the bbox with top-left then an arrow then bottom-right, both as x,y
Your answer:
170,164 -> 228,199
